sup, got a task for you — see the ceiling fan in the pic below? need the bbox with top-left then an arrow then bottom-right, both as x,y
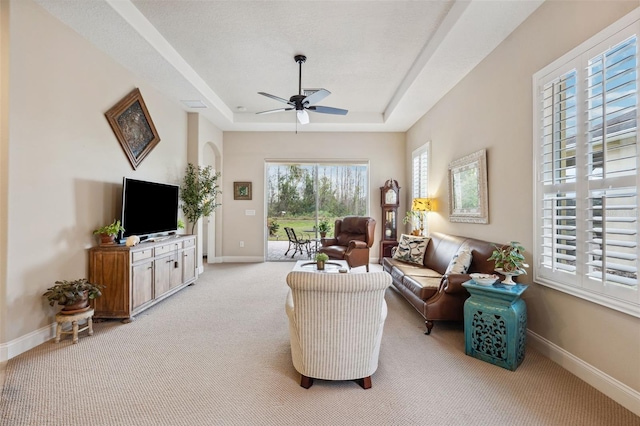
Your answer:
256,55 -> 348,125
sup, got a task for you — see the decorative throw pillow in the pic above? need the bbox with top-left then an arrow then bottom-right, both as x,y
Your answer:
445,245 -> 473,274
392,234 -> 430,265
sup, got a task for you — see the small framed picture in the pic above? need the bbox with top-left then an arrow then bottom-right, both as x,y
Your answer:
234,182 -> 252,200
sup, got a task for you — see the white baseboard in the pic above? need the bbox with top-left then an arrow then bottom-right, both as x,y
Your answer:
222,256 -> 264,263
206,256 -> 224,264
527,329 -> 640,416
0,323 -> 55,362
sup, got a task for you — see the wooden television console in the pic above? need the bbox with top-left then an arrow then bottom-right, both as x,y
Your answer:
89,234 -> 197,321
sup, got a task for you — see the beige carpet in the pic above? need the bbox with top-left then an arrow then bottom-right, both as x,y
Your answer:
1,262 -> 639,426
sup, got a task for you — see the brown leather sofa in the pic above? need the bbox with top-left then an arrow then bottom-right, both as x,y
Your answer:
382,232 -> 498,335
319,216 -> 376,272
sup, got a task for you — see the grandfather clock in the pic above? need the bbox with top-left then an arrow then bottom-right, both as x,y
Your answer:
380,179 -> 400,262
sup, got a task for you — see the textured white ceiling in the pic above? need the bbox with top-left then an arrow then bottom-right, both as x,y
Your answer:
34,0 -> 544,132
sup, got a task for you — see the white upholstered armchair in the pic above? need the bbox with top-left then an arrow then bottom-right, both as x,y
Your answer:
285,271 -> 391,389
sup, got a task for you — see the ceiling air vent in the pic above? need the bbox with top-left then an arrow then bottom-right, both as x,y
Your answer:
181,100 -> 207,109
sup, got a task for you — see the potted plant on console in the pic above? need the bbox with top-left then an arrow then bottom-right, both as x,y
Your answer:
43,278 -> 105,314
315,253 -> 329,270
488,241 -> 529,285
93,219 -> 125,245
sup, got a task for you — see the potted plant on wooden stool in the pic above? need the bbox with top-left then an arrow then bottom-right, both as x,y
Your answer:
43,278 -> 105,314
93,219 -> 125,245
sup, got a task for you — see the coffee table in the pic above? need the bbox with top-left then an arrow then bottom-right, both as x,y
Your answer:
292,259 -> 349,273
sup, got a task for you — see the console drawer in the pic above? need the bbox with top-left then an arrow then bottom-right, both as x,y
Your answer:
183,237 -> 195,248
132,248 -> 153,263
155,242 -> 182,256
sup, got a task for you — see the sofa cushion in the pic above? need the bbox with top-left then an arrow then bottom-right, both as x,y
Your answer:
444,245 -> 473,274
401,275 -> 440,300
386,258 -> 441,278
392,234 -> 430,265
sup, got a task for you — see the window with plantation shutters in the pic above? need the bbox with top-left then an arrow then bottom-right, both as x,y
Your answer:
534,14 -> 640,317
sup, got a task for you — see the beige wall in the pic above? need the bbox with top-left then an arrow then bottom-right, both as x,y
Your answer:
407,0 -> 640,392
3,0 -> 193,344
222,132 -> 405,260
187,112 -> 223,267
1,0 -> 10,349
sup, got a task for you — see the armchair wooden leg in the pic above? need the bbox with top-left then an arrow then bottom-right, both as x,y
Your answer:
355,376 -> 372,389
300,375 -> 313,389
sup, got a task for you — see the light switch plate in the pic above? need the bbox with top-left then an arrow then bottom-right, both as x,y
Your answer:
245,210 -> 256,216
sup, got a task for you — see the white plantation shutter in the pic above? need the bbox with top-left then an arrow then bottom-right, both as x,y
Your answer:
412,144 -> 429,199
411,143 -> 430,234
539,70 -> 578,281
534,19 -> 640,316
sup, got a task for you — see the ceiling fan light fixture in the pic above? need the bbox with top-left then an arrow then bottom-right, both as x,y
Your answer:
297,110 -> 309,125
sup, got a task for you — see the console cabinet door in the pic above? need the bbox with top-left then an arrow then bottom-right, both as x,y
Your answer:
170,256 -> 183,289
154,255 -> 173,298
183,246 -> 196,283
132,260 -> 153,310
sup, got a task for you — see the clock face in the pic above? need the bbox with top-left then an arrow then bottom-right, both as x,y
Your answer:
385,189 -> 397,205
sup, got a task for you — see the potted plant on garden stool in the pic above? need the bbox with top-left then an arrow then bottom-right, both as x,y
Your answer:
93,219 -> 125,245
488,241 -> 530,285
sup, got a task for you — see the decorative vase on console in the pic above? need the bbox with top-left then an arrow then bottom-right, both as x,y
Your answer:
488,241 -> 529,285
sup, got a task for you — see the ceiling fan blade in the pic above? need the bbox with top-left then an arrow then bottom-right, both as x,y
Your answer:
256,107 -> 294,115
258,92 -> 292,105
307,105 -> 348,115
297,110 -> 310,125
302,89 -> 331,106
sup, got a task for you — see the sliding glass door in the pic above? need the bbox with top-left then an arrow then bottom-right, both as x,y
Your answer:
266,162 -> 368,259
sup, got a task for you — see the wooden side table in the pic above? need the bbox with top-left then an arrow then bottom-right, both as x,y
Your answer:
55,308 -> 94,344
462,281 -> 528,371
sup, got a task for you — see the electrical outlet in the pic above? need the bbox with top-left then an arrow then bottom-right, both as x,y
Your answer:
240,241 -> 244,248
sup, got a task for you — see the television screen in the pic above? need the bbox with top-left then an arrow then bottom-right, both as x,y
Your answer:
121,178 -> 179,239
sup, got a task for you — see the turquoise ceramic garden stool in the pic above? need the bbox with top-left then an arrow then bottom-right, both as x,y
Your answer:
462,280 -> 528,371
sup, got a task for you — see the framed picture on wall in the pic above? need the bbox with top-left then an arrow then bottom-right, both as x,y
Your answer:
448,149 -> 488,224
105,88 -> 160,170
234,182 -> 252,200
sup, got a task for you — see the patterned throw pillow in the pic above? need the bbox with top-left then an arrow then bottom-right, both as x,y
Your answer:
445,245 -> 473,274
392,234 -> 430,265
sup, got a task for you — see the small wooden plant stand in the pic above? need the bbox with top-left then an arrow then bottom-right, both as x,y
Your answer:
55,308 -> 94,344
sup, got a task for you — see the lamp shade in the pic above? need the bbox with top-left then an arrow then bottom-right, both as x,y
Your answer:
412,198 -> 433,212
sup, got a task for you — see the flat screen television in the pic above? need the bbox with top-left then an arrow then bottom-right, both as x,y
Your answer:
120,177 -> 179,240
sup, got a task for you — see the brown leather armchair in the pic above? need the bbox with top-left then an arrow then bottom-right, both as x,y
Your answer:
319,216 -> 376,271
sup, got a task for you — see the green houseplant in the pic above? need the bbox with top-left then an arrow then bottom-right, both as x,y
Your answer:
317,218 -> 331,238
93,219 -> 125,245
402,211 -> 421,236
43,278 -> 105,313
488,241 -> 529,284
180,163 -> 221,234
267,218 -> 280,237
315,252 -> 329,270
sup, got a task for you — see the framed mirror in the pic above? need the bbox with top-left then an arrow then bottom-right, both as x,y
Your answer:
448,149 -> 488,224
